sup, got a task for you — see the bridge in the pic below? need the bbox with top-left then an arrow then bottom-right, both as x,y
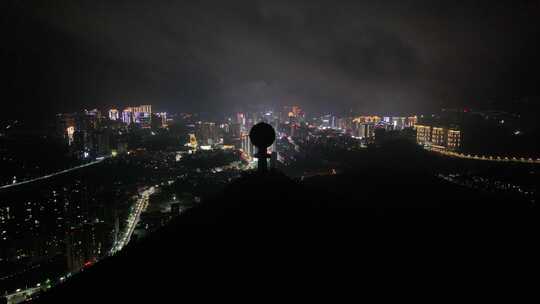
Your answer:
425,146 -> 540,164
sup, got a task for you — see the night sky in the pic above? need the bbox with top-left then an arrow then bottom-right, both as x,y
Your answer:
4,0 -> 540,119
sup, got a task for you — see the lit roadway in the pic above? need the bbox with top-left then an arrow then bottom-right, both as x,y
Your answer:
4,185 -> 154,303
0,157 -> 110,191
112,186 -> 155,254
425,147 -> 540,164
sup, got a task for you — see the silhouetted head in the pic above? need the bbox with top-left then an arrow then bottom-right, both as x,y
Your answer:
249,122 -> 275,150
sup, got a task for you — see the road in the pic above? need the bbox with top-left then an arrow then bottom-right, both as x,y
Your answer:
3,185 -> 154,303
5,286 -> 42,304
0,157 -> 109,191
112,186 -> 155,254
425,146 -> 540,164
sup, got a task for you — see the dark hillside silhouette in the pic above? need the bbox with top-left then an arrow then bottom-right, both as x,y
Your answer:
33,146 -> 536,303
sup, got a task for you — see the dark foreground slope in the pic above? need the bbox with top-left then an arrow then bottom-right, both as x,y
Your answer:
31,164 -> 538,303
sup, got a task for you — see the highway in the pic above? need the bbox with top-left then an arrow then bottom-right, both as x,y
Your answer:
0,157 -> 109,191
112,186 -> 155,254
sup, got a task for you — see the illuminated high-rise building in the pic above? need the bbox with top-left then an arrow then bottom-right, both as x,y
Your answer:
241,133 -> 254,157
57,113 -> 77,144
237,112 -> 245,124
156,112 -> 168,128
407,116 -> 418,128
122,108 -> 134,125
109,109 -> 119,121
188,133 -> 198,149
320,115 -> 331,129
88,115 -> 100,130
66,126 -> 75,145
415,124 -> 431,145
136,105 -> 152,115
392,117 -> 407,130
431,127 -> 446,146
120,105 -> 152,127
447,129 -> 461,151
138,112 -> 152,128
292,106 -> 305,122
133,106 -> 152,128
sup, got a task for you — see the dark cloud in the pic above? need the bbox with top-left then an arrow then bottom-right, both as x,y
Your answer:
4,0 -> 540,118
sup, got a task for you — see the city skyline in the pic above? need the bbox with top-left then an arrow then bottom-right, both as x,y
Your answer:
2,1 -> 540,302
2,102 -> 540,303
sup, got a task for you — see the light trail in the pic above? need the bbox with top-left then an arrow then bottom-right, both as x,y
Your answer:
112,186 -> 155,254
0,157 -> 110,191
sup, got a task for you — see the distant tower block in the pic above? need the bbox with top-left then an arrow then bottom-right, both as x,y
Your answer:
188,133 -> 198,149
249,122 -> 276,172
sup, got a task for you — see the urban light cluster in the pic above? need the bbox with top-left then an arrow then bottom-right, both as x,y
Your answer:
415,124 -> 461,152
109,105 -> 152,127
56,105 -> 172,162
